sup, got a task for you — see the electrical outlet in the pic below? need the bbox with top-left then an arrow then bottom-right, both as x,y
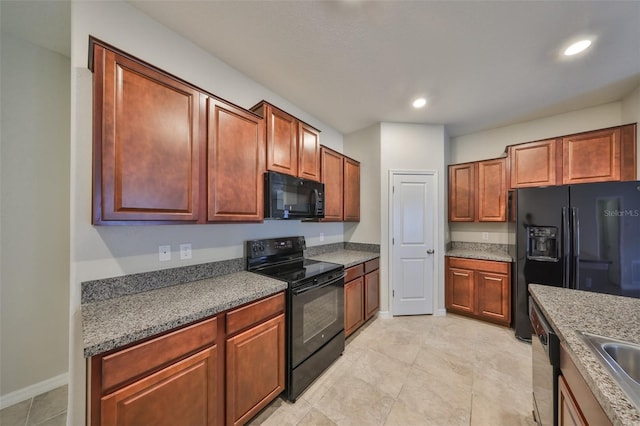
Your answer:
180,243 -> 192,260
482,232 -> 489,241
159,245 -> 171,261
320,232 -> 324,242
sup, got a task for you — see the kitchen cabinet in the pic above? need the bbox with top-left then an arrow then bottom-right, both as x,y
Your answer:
225,293 -> 285,426
508,139 -> 561,188
562,125 -> 637,184
448,158 -> 506,222
207,98 -> 265,222
445,257 -> 511,326
88,292 -> 286,426
508,124 -> 637,189
558,342 -> 611,426
320,146 -> 361,222
91,41 -> 203,224
251,101 -> 321,181
344,258 -> 380,337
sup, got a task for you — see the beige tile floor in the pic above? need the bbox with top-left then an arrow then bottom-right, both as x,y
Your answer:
0,385 -> 67,426
249,313 -> 535,426
0,314 -> 533,426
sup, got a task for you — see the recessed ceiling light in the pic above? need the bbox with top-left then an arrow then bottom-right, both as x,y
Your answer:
564,39 -> 592,56
412,98 -> 427,108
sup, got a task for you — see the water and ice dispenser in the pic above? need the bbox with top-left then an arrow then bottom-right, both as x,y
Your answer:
526,226 -> 559,262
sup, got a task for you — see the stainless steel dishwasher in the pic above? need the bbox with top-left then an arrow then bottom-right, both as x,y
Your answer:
530,296 -> 560,425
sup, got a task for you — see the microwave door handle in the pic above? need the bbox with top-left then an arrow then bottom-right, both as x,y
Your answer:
311,189 -> 319,214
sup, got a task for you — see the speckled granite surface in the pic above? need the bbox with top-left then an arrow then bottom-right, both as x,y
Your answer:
529,284 -> 640,425
82,272 -> 286,357
445,241 -> 512,262
309,249 -> 379,268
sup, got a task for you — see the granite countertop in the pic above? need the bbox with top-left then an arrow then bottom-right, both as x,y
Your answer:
82,271 -> 287,357
529,284 -> 640,425
309,249 -> 379,268
445,248 -> 512,262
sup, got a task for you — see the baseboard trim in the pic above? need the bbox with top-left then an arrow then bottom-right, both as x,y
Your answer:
434,308 -> 447,316
377,310 -> 392,319
0,372 -> 68,410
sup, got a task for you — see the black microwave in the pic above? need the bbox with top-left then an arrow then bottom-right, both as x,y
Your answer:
264,171 -> 325,220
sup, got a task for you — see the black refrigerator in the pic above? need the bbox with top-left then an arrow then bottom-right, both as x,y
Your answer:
511,180 -> 640,341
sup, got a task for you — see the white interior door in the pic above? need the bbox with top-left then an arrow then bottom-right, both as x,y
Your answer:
391,172 -> 436,316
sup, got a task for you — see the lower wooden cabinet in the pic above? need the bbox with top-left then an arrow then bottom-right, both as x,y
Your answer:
445,257 -> 511,326
89,292 -> 285,426
344,258 -> 380,337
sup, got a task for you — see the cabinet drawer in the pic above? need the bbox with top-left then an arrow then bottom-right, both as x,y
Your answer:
447,257 -> 509,274
364,258 -> 380,273
226,292 -> 285,336
101,316 -> 217,393
345,264 -> 364,282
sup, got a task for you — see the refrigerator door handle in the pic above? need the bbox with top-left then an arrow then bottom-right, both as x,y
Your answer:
562,207 -> 571,288
571,207 -> 580,289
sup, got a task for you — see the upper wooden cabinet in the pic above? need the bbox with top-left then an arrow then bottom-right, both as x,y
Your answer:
207,98 -> 264,222
449,158 -> 506,222
320,146 -> 360,222
508,124 -> 637,188
252,101 -> 321,181
91,42 -> 203,224
508,139 -> 560,188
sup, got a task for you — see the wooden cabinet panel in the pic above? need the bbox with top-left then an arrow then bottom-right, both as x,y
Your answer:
509,139 -> 559,188
207,98 -> 264,222
343,157 -> 361,222
226,292 -> 285,336
263,104 -> 298,177
101,346 -> 218,426
345,277 -> 364,337
449,163 -> 476,222
92,44 -> 202,223
320,146 -> 344,221
477,158 -> 507,222
620,123 -> 637,181
226,314 -> 285,426
345,264 -> 364,282
101,317 -> 217,393
364,269 -> 380,320
476,272 -> 510,324
298,123 -> 320,181
445,257 -> 511,326
562,128 -> 620,184
558,374 -> 587,426
446,267 -> 475,313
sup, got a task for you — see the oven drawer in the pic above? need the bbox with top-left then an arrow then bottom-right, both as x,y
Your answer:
226,292 -> 285,335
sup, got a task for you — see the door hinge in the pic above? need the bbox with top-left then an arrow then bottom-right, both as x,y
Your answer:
392,290 -> 395,297
392,237 -> 395,245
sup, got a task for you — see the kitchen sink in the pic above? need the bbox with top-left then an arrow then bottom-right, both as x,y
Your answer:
577,331 -> 640,410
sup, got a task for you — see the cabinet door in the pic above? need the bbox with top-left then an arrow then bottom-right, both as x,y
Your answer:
558,375 -> 587,426
207,99 -> 264,222
562,128 -> 620,184
343,157 -> 361,222
477,158 -> 507,222
226,314 -> 285,426
298,123 -> 320,181
509,139 -> 559,188
445,267 -> 475,313
476,272 -> 510,325
320,147 -> 344,221
101,346 -> 218,426
344,277 -> 364,337
265,105 -> 298,177
448,163 -> 475,222
92,45 -> 202,223
364,269 -> 380,321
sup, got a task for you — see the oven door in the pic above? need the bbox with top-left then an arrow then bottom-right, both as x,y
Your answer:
290,273 -> 344,368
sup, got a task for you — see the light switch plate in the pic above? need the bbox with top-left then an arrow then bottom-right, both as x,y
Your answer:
159,245 -> 171,261
180,243 -> 192,260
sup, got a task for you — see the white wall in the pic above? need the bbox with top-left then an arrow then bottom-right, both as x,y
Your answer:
69,1 -> 345,423
0,33 -> 70,404
448,101 -> 639,244
379,123 -> 448,315
343,124 -> 381,244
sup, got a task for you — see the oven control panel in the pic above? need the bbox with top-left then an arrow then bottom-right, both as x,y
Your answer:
247,236 -> 306,259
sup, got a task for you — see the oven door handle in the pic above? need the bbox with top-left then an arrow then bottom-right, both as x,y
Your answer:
292,273 -> 345,296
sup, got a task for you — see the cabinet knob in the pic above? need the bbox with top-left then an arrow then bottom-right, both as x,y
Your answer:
426,249 -> 435,254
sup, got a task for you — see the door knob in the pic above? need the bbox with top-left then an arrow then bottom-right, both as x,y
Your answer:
426,249 -> 434,254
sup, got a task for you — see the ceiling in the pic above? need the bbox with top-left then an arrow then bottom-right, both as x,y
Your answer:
2,1 -> 639,137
